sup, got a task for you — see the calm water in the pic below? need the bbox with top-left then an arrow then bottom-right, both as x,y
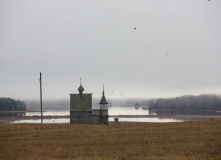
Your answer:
1,106 -> 220,124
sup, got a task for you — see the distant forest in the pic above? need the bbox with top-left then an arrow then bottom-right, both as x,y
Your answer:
146,94 -> 221,110
0,98 -> 26,111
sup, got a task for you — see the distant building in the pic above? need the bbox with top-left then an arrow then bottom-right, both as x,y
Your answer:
70,82 -> 108,125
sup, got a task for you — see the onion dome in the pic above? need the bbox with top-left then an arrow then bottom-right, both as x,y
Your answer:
78,85 -> 84,92
78,78 -> 84,95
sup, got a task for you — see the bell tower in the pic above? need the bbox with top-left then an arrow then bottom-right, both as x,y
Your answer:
99,85 -> 109,125
99,85 -> 108,109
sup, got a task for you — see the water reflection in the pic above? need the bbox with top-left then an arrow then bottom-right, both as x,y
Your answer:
149,109 -> 221,116
9,118 -> 70,124
1,106 -> 220,124
108,106 -> 150,115
26,106 -> 70,116
109,117 -> 184,123
5,117 -> 183,124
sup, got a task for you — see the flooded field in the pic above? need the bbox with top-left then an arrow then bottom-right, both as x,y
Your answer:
1,106 -> 221,124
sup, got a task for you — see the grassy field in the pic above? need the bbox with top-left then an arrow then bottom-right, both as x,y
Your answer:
0,121 -> 221,160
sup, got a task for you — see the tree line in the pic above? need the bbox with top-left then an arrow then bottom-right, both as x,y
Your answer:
146,94 -> 221,110
0,98 -> 26,111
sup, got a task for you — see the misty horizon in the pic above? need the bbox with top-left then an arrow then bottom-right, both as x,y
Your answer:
1,0 -> 221,100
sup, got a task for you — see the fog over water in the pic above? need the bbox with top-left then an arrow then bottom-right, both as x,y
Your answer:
1,0 -> 221,100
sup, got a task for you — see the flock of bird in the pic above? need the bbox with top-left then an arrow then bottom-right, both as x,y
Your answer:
125,0 -> 212,96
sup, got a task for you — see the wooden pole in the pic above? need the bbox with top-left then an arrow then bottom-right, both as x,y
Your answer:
40,72 -> 43,129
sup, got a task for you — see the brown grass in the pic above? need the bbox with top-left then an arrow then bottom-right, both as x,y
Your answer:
0,121 -> 221,160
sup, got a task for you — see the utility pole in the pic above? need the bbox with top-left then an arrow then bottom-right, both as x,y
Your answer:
40,72 -> 43,129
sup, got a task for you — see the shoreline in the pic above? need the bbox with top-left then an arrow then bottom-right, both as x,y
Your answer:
109,115 -> 221,119
0,115 -> 69,122
1,114 -> 221,123
0,110 -> 39,113
121,106 -> 221,112
120,106 -> 149,108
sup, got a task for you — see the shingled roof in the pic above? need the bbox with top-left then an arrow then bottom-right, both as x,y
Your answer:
99,85 -> 108,104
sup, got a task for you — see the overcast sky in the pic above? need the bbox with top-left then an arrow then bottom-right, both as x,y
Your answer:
0,0 -> 221,100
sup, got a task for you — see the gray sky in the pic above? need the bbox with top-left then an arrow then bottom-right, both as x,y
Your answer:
0,0 -> 221,100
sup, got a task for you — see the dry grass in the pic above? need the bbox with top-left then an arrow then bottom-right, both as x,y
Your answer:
0,121 -> 221,160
